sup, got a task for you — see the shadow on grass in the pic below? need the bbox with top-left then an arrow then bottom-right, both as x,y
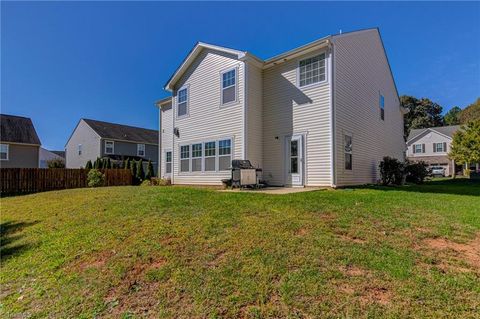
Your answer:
0,220 -> 38,260
355,178 -> 480,196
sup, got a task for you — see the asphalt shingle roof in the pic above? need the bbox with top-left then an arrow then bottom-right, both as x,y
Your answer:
0,114 -> 41,145
408,125 -> 461,142
83,119 -> 158,145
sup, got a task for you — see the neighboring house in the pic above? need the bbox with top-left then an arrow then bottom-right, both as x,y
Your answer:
39,148 -> 65,168
0,114 -> 41,168
65,119 -> 158,169
157,28 -> 406,187
406,125 -> 462,176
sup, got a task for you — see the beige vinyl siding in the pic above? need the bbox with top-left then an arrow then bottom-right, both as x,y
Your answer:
245,61 -> 263,170
333,29 -> 404,186
65,120 -> 101,168
263,48 -> 332,186
171,49 -> 244,185
406,131 -> 451,157
160,103 -> 173,178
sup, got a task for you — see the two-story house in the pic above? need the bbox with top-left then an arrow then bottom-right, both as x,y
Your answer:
0,114 -> 41,168
406,125 -> 461,176
157,28 -> 406,187
65,119 -> 158,170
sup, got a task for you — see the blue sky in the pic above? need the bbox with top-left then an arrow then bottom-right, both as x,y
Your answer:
2,1 -> 479,150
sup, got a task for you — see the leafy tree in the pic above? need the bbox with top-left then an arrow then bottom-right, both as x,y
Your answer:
47,158 -> 65,168
444,106 -> 462,125
85,160 -> 93,170
449,120 -> 480,167
145,160 -> 154,180
137,159 -> 145,181
459,98 -> 480,124
401,95 -> 444,139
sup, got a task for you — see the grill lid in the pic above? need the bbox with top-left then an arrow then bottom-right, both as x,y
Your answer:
231,160 -> 254,169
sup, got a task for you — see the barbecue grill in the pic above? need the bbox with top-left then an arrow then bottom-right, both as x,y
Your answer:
230,160 -> 263,188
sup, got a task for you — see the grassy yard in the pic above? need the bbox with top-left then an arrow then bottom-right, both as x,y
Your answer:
1,179 -> 479,318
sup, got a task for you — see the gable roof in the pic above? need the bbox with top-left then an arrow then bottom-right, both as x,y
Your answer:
0,114 -> 41,145
51,150 -> 65,158
407,125 -> 461,142
82,119 -> 158,145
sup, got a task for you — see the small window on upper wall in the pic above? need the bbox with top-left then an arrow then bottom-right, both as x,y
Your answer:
0,144 -> 9,160
221,68 -> 236,105
299,53 -> 326,87
344,134 -> 352,170
105,140 -> 114,154
413,144 -> 425,154
78,144 -> 82,156
137,144 -> 145,157
177,87 -> 188,117
380,94 -> 385,120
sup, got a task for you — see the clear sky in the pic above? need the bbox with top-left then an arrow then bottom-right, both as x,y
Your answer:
2,1 -> 479,150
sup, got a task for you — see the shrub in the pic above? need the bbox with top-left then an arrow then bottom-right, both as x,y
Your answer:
140,179 -> 152,186
137,159 -> 145,181
146,160 -> 154,180
85,160 -> 93,170
150,178 -> 171,186
464,168 -> 471,178
87,169 -> 105,187
106,158 -> 112,169
47,158 -> 65,168
405,161 -> 429,184
379,156 -> 405,186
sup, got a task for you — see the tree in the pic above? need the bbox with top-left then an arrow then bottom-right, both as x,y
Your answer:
459,98 -> 480,124
47,158 -> 65,168
85,160 -> 93,170
106,158 -> 112,169
401,95 -> 444,139
444,106 -> 462,125
94,157 -> 100,169
125,158 -> 131,170
449,120 -> 480,167
145,160 -> 154,180
131,159 -> 137,183
137,159 -> 145,181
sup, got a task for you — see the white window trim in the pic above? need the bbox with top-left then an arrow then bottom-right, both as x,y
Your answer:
165,150 -> 172,175
176,85 -> 190,119
191,143 -> 203,172
344,133 -> 353,171
178,137 -> 233,174
434,142 -> 446,153
179,144 -> 191,173
297,51 -> 328,89
78,144 -> 82,156
0,143 -> 9,161
137,143 -> 146,157
220,66 -> 239,107
413,144 -> 424,154
104,140 -> 114,155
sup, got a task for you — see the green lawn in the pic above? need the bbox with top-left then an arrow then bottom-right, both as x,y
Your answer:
1,179 -> 479,318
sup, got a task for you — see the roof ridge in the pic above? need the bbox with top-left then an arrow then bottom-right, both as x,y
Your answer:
82,118 -> 157,132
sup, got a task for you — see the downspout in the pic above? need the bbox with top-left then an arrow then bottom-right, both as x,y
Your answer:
158,104 -> 162,176
329,39 -> 337,188
171,96 -> 175,184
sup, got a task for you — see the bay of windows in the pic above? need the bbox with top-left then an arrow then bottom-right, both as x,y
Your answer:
179,139 -> 231,173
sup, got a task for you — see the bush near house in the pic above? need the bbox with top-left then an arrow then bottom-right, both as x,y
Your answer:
87,169 -> 105,187
379,156 -> 404,185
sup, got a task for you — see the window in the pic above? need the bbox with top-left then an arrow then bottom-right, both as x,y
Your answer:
105,140 -> 114,154
290,140 -> 299,174
204,141 -> 216,171
298,53 -> 326,87
192,143 -> 202,172
78,144 -> 82,156
165,151 -> 172,174
180,145 -> 190,172
380,94 -> 385,120
433,142 -> 447,153
413,144 -> 425,154
177,87 -> 188,117
221,68 -> 236,104
218,139 -> 232,170
344,134 -> 352,170
0,144 -> 8,160
137,144 -> 145,157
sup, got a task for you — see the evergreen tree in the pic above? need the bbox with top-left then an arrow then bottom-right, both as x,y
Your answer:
146,160 -> 154,180
137,159 -> 145,181
85,160 -> 93,170
126,158 -> 131,170
123,159 -> 128,169
131,160 -> 137,183
444,106 -> 462,125
94,157 -> 100,169
106,158 -> 112,169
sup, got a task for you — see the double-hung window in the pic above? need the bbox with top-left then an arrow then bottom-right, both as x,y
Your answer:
192,143 -> 202,172
105,140 -> 114,154
165,151 -> 172,174
221,68 -> 236,105
78,144 -> 82,156
299,53 -> 326,87
180,145 -> 190,172
177,87 -> 188,117
204,141 -> 216,171
218,139 -> 232,171
0,144 -> 9,160
344,134 -> 353,170
413,144 -> 425,154
380,94 -> 385,120
433,142 -> 446,153
137,144 -> 145,157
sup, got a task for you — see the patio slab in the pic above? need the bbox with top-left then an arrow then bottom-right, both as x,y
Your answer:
219,186 -> 327,194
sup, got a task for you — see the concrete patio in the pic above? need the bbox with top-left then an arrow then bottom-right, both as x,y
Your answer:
218,186 -> 327,194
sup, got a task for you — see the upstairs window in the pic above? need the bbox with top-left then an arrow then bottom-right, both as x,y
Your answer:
192,143 -> 203,172
105,140 -> 114,154
137,144 -> 145,157
221,68 -> 236,105
78,144 -> 82,156
177,87 -> 188,117
180,145 -> 190,172
299,53 -> 326,87
380,94 -> 385,120
218,139 -> 232,170
0,144 -> 9,160
165,151 -> 172,174
433,142 -> 447,153
413,144 -> 425,154
344,134 -> 352,170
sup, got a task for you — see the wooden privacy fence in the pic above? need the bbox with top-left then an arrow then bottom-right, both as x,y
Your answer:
0,168 -> 132,196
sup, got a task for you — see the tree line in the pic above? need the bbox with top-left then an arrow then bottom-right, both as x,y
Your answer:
85,157 -> 155,183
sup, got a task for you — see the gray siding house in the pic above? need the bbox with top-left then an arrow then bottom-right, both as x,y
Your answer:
65,119 -> 158,169
0,114 -> 41,168
157,28 -> 406,187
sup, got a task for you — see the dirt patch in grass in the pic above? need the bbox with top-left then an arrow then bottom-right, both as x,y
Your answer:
340,265 -> 367,276
338,234 -> 366,244
69,250 -> 115,272
360,286 -> 392,305
423,234 -> 480,270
